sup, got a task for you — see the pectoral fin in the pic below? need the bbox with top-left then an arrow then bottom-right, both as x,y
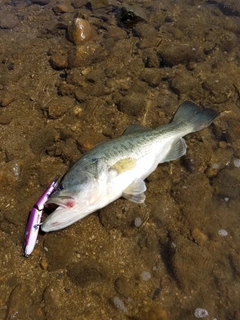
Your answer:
122,179 -> 146,203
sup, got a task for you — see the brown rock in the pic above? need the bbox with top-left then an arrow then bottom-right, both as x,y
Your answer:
67,18 -> 93,45
44,235 -> 74,271
158,41 -> 203,66
29,125 -> 58,155
192,228 -> 208,246
44,96 -> 76,119
0,13 -> 19,29
50,53 -> 68,70
0,94 -> 14,107
116,92 -> 146,116
89,0 -> 110,9
0,113 -> 12,124
114,276 -> 134,298
68,42 -> 97,67
40,258 -> 48,270
0,160 -> 23,187
30,0 -> 50,5
77,130 -> 106,152
71,0 -> 88,8
53,2 -> 74,14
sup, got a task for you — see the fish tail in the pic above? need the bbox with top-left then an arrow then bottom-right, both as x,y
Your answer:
172,101 -> 219,132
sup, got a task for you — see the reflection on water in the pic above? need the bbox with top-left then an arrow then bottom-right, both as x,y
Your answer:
0,0 -> 240,319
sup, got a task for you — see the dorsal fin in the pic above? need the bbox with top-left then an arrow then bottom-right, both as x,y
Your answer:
123,124 -> 147,135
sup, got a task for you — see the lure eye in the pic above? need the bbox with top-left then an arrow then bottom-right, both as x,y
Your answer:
58,183 -> 64,191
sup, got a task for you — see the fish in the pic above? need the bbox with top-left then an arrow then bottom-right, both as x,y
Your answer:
41,101 -> 218,232
24,176 -> 59,256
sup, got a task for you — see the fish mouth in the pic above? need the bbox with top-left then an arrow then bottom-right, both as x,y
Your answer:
41,205 -> 72,232
44,202 -> 59,213
41,193 -> 78,232
41,196 -> 90,232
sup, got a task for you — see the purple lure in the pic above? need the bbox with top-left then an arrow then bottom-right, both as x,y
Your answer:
24,176 -> 59,257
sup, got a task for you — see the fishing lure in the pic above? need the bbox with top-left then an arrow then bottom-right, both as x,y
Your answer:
24,176 -> 60,257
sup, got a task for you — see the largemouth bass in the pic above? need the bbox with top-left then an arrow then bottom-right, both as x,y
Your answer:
41,101 -> 218,232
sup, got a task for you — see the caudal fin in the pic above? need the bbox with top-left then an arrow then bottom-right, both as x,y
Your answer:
172,101 -> 219,133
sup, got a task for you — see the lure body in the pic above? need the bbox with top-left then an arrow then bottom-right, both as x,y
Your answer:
24,176 -> 59,257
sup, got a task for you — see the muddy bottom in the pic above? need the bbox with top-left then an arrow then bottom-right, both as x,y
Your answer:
0,0 -> 240,319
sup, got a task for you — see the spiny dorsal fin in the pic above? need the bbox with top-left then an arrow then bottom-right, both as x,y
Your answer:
123,124 -> 148,135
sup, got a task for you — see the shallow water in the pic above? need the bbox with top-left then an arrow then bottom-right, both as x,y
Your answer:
0,0 -> 240,319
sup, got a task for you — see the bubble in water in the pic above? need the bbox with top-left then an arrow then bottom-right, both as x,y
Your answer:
218,229 -> 228,236
141,271 -> 151,281
113,297 -> 127,312
134,217 -> 142,227
194,308 -> 209,318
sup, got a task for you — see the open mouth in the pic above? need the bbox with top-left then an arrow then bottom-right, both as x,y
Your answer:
44,202 -> 59,212
41,203 -> 59,223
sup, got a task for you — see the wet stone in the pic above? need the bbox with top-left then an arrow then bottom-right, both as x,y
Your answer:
105,26 -> 127,40
116,92 -> 146,116
58,83 -> 76,97
158,42 -> 203,67
0,13 -> 19,29
1,220 -> 12,233
0,160 -> 23,188
99,200 -> 143,233
67,18 -> 93,46
49,53 -> 68,70
67,262 -> 104,287
53,2 -> 74,15
40,258 -> 48,270
170,69 -> 200,95
29,125 -> 58,155
44,235 -> 74,271
142,48 -> 160,68
170,237 -> 212,290
56,138 -> 81,163
117,5 -> 148,28
43,96 -> 76,119
77,130 -> 106,152
114,276 -> 134,298
0,93 -> 14,107
141,68 -> 165,87
219,31 -> 238,52
68,42 -> 97,68
89,0 -> 111,9
192,228 -> 208,246
72,0 -> 88,8
30,0 -> 51,5
0,113 -> 12,125
4,284 -> 31,319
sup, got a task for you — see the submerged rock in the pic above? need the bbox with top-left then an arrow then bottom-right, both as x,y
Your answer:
117,5 -> 148,28
67,17 -> 93,45
68,42 -> 97,67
